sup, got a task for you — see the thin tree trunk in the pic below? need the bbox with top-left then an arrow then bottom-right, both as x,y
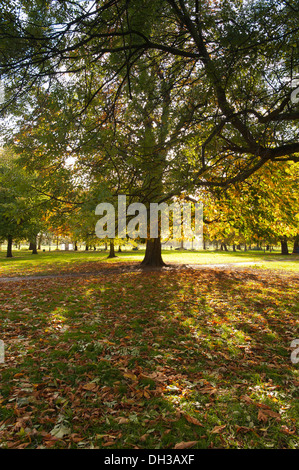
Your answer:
7,235 -> 13,258
37,235 -> 42,250
141,238 -> 166,267
107,240 -> 117,258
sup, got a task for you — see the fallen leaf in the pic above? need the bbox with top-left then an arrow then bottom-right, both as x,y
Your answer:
96,434 -> 117,439
210,425 -> 226,434
102,441 -> 115,446
82,382 -> 98,391
115,417 -> 129,424
50,424 -> 71,439
236,426 -> 253,434
184,414 -> 204,427
174,441 -> 198,449
281,425 -> 296,435
123,372 -> 138,381
258,409 -> 280,423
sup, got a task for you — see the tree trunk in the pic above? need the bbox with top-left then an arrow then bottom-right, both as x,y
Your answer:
85,245 -> 89,251
280,237 -> 289,255
37,235 -> 42,250
118,245 -> 122,252
7,235 -> 13,258
141,238 -> 166,267
74,241 -> 78,251
31,242 -> 38,254
29,236 -> 38,254
293,235 -> 299,254
107,240 -> 117,258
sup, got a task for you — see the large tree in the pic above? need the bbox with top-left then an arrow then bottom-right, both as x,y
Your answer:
1,0 -> 299,265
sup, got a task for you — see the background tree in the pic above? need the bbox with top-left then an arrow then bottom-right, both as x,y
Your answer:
0,148 -> 47,257
202,161 -> 299,254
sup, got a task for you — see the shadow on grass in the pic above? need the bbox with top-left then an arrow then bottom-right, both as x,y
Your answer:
0,267 -> 298,448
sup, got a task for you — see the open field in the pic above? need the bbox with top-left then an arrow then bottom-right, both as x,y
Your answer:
0,251 -> 298,449
0,249 -> 298,278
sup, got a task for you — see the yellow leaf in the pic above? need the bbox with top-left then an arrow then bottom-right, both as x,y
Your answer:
123,372 -> 138,381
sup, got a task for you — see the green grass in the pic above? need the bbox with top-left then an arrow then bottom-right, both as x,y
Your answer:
0,248 -> 298,277
0,250 -> 298,449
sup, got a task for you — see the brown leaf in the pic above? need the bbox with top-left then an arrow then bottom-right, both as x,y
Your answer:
116,417 -> 129,424
200,386 -> 217,395
174,441 -> 198,449
241,395 -> 254,404
210,425 -> 226,434
236,426 -> 253,434
281,425 -> 296,435
258,409 -> 280,422
82,382 -> 98,391
184,414 -> 204,426
102,441 -> 116,447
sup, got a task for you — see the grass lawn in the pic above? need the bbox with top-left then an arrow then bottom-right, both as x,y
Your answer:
0,248 -> 298,277
0,250 -> 298,449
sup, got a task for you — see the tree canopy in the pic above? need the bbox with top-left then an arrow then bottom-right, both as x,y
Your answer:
0,0 -> 298,264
